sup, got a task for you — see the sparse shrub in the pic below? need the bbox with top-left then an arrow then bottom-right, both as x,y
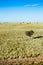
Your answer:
26,30 -> 34,37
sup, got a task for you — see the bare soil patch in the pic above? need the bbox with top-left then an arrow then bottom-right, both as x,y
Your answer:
0,56 -> 43,65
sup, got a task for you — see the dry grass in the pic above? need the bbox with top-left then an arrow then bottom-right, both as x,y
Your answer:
0,22 -> 43,65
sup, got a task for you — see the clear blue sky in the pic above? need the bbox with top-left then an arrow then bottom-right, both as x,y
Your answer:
0,0 -> 43,22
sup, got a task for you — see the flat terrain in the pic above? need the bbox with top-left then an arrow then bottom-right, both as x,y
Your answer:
0,22 -> 43,65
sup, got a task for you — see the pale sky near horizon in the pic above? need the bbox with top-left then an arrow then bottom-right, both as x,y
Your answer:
0,0 -> 43,22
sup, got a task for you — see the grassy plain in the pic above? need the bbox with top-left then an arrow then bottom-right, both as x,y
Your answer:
0,22 -> 43,65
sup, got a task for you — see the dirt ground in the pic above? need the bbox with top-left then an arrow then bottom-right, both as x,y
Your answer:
0,56 -> 43,65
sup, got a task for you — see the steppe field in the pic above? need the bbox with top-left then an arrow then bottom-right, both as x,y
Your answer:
0,22 -> 43,65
